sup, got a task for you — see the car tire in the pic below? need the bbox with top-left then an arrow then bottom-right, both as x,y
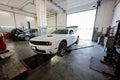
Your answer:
57,41 -> 67,57
75,36 -> 79,44
25,36 -> 30,41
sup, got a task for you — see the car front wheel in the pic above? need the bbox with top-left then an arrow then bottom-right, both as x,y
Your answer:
25,36 -> 30,41
57,41 -> 67,57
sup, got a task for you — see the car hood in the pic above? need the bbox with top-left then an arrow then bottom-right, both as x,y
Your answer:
30,34 -> 67,42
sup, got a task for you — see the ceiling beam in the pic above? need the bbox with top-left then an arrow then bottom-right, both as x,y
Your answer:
7,0 -> 12,5
66,2 -> 97,14
0,3 -> 36,17
20,2 -> 34,9
114,0 -> 120,8
47,0 -> 65,13
19,0 -> 34,9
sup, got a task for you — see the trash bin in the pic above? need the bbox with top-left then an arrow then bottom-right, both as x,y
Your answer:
0,32 -> 6,51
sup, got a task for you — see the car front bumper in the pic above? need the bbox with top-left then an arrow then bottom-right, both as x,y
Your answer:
30,43 -> 58,54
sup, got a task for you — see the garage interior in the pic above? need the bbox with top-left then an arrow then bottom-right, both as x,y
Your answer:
0,0 -> 120,80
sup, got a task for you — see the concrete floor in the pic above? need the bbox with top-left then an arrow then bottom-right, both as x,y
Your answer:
1,40 -> 107,80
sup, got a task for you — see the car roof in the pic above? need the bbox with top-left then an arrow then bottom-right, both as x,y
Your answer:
56,28 -> 75,32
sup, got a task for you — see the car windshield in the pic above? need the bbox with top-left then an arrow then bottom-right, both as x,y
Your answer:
52,29 -> 68,34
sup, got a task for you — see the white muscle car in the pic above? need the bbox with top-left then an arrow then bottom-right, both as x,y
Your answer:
29,28 -> 79,56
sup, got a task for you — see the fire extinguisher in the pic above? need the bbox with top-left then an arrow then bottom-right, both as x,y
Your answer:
0,32 -> 6,51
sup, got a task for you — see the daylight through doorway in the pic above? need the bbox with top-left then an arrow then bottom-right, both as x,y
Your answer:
67,9 -> 96,41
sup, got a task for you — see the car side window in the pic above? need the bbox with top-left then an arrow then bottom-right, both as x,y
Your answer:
69,30 -> 74,34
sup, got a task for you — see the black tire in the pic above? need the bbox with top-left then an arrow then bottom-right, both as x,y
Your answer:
75,36 -> 79,44
57,41 -> 67,57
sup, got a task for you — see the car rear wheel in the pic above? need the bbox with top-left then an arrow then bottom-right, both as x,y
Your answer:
57,41 -> 67,57
75,36 -> 79,44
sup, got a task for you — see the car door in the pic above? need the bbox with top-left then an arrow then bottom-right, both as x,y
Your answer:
67,30 -> 76,46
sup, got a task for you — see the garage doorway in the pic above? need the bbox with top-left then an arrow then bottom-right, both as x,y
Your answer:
67,9 -> 96,41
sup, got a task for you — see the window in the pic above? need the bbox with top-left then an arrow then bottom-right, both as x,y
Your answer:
69,30 -> 74,34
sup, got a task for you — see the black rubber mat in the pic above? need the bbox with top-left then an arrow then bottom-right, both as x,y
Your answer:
90,57 -> 114,75
23,54 -> 54,70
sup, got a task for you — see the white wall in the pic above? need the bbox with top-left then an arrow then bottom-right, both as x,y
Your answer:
15,14 -> 36,29
95,0 -> 115,34
15,14 -> 27,29
112,1 -> 120,26
0,11 -> 15,33
0,10 -> 67,34
0,10 -> 36,33
0,12 -> 14,27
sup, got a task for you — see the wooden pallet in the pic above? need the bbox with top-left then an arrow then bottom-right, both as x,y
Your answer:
2,60 -> 28,80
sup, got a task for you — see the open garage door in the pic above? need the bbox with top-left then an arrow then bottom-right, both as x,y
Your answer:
47,14 -> 57,34
67,9 -> 96,41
